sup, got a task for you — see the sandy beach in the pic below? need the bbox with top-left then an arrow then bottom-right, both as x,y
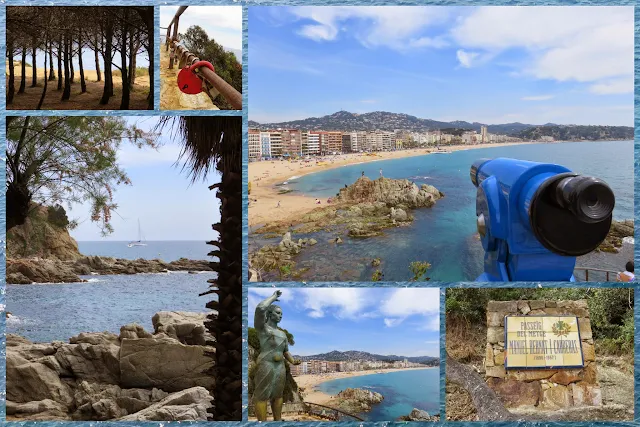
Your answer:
248,141 -> 545,227
295,366 -> 436,406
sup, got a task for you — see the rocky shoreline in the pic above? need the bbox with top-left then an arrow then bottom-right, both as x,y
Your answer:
7,311 -> 214,421
250,177 -> 443,279
7,256 -> 213,284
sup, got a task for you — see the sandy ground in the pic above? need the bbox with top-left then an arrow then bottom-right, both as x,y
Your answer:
6,63 -> 150,110
160,46 -> 218,110
295,367 -> 436,405
248,142 -> 547,227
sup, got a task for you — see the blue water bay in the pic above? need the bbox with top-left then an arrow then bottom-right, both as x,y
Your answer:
315,368 -> 440,421
251,141 -> 633,281
6,241 -> 216,343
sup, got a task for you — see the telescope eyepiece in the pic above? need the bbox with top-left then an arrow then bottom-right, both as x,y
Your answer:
552,176 -> 615,224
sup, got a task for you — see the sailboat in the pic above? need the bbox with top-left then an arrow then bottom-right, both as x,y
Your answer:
127,219 -> 148,247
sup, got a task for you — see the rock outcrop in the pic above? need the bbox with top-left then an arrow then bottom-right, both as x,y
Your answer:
333,387 -> 384,414
6,312 -> 214,421
6,257 -> 213,284
597,220 -> 634,253
250,177 -> 443,277
398,408 -> 440,421
7,205 -> 81,261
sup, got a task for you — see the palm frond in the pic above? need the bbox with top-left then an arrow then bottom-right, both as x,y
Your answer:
156,116 -> 242,181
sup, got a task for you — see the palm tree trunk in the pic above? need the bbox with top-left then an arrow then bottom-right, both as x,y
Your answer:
165,116 -> 242,420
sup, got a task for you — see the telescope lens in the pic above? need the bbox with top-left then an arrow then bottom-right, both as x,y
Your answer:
554,176 -> 615,224
470,158 -> 491,187
529,172 -> 615,256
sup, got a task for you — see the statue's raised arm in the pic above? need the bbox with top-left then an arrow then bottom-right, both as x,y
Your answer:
254,290 -> 281,332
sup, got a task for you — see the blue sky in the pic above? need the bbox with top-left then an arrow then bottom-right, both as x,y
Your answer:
249,6 -> 633,126
68,117 -> 220,242
248,288 -> 441,357
161,6 -> 243,51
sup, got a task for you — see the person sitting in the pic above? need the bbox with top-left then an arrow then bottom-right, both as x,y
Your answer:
617,261 -> 635,282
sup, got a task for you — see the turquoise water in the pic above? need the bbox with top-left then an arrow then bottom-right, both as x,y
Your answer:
315,368 -> 439,421
252,141 -> 634,281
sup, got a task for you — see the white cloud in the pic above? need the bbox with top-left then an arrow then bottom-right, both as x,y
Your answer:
456,50 -> 479,68
380,288 -> 440,328
589,78 -> 633,95
451,6 -> 633,93
295,288 -> 373,319
289,6 -> 451,51
522,95 -> 555,101
161,6 -> 243,50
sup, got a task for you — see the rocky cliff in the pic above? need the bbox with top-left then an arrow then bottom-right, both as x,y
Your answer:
7,205 -> 81,261
7,311 -> 214,421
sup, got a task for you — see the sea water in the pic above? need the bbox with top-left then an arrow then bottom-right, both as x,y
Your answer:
6,241 -> 216,343
252,141 -> 633,281
315,368 -> 439,421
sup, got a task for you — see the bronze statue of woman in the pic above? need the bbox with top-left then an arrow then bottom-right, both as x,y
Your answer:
253,290 -> 301,421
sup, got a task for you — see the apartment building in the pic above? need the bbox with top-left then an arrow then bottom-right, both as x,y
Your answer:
248,129 -> 261,161
260,132 -> 271,158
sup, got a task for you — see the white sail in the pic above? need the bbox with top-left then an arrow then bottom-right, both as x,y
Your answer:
127,219 -> 148,247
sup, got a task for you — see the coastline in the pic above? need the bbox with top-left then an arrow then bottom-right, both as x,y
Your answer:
295,366 -> 436,406
248,141 -> 546,227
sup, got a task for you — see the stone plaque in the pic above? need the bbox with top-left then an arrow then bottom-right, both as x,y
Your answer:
505,315 -> 584,369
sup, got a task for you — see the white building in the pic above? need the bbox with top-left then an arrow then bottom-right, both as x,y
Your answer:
306,132 -> 321,156
260,132 -> 271,158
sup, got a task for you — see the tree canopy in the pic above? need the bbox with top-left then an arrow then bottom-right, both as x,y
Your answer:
6,116 -> 158,234
180,25 -> 242,110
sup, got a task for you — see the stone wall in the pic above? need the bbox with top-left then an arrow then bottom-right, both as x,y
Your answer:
485,300 -> 601,410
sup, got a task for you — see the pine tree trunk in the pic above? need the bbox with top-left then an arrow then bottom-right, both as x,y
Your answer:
57,38 -> 62,90
69,39 -> 75,84
100,18 -> 113,105
119,10 -> 130,109
48,44 -> 56,81
128,32 -> 137,89
8,38 -> 15,104
78,31 -> 86,93
94,34 -> 101,82
30,43 -> 37,87
37,39 -> 49,110
18,47 -> 26,93
61,33 -> 71,100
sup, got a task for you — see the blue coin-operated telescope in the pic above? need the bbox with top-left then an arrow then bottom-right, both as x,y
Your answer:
470,158 -> 615,282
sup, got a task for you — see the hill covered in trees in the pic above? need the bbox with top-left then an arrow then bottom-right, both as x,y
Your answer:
516,125 -> 633,141
249,111 -> 633,141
